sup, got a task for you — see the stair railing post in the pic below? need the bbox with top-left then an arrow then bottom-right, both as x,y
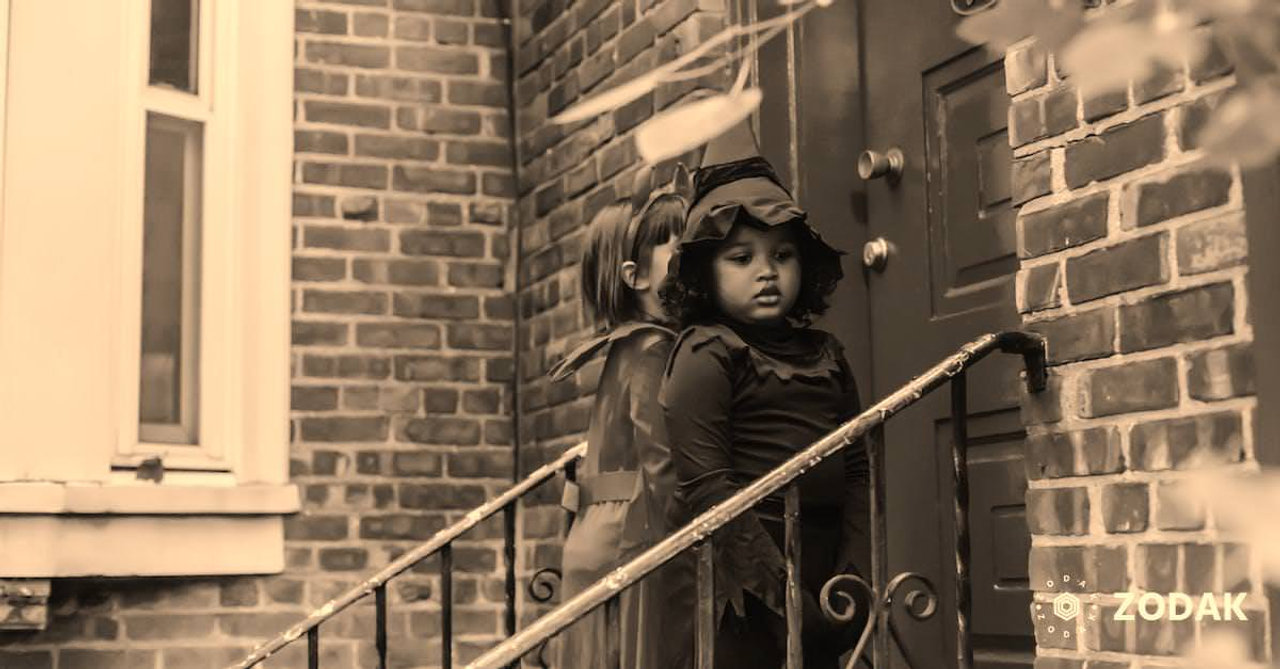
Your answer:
784,484 -> 803,669
695,541 -> 716,669
951,372 -> 973,669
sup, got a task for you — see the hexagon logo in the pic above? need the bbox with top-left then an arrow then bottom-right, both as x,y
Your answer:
1052,592 -> 1080,621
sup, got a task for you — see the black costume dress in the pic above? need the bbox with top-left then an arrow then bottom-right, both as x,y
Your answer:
660,319 -> 872,669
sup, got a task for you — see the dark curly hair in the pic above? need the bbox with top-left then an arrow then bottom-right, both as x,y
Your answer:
659,216 -> 841,328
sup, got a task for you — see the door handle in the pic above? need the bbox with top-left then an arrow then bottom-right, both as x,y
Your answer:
863,238 -> 892,272
857,148 -> 904,181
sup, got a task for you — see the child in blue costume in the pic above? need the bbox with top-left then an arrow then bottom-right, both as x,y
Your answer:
660,120 -> 872,668
549,169 -> 690,669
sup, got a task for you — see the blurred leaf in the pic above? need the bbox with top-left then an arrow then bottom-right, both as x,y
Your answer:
1059,20 -> 1155,96
1183,466 -> 1280,584
956,0 -> 1084,53
635,88 -> 763,165
1199,86 -> 1280,168
551,72 -> 661,125
1187,628 -> 1254,669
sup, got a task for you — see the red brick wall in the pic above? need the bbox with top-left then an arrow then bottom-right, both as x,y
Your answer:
1006,33 -> 1270,667
508,0 -> 727,624
0,1 -> 517,667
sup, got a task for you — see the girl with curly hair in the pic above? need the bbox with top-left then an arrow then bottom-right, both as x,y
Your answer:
659,120 -> 872,668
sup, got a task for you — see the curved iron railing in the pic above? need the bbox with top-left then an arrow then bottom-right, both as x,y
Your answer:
467,331 -> 1046,669
230,441 -> 586,669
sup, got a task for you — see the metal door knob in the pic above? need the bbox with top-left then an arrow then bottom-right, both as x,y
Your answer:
863,238 -> 892,271
857,147 -> 905,181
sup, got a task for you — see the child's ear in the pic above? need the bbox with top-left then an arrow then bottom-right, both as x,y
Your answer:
620,260 -> 651,291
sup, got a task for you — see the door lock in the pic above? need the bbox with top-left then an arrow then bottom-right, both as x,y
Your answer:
857,147 -> 905,181
862,238 -> 892,272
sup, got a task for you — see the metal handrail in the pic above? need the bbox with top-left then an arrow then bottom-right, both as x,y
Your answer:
467,331 -> 1046,669
230,441 -> 587,669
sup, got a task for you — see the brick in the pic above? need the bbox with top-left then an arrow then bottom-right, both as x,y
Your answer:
1033,658 -> 1083,669
1064,114 -> 1166,189
396,46 -> 480,74
1084,603 -> 1130,652
401,0 -> 473,13
303,225 -> 390,252
389,294 -> 481,321
292,386 -> 339,411
448,262 -> 505,288
1043,86 -> 1079,136
1018,263 -> 1061,313
401,230 -> 486,257
293,193 -> 336,218
59,650 -> 158,669
306,41 -> 390,68
1027,487 -> 1089,535
1154,481 -> 1205,530
399,483 -> 487,509
340,196 -> 378,221
124,613 -> 216,640
450,81 -> 508,107
428,202 -> 464,226
0,652 -> 52,669
393,166 -> 477,194
1177,214 -> 1247,275
293,257 -> 346,282
1021,373 -> 1064,425
319,548 -> 369,571
1012,151 -> 1051,206
1025,427 -> 1123,479
448,323 -> 513,350
395,15 -> 432,40
1032,601 -> 1077,649
394,354 -> 482,381
615,92 -> 653,132
1187,343 -> 1255,401
356,323 -> 443,349
296,8 -> 348,35
1222,543 -> 1251,592
360,514 -> 448,540
1126,166 -> 1231,228
1020,193 -> 1108,258
1133,61 -> 1184,105
1137,543 -> 1178,592
303,354 -> 392,379
353,258 -> 442,286
302,289 -> 388,315
353,12 -> 389,36
355,134 -> 440,161
446,141 -> 511,167
1082,88 -> 1127,122
345,387 -> 380,411
295,130 -> 349,154
1029,545 -> 1086,593
284,515 -> 348,541
1130,411 -> 1245,470
1028,309 -> 1114,364
1009,96 -> 1045,147
1080,358 -> 1179,418
1101,482 -> 1148,533
402,417 -> 482,444
1191,32 -> 1233,83
355,75 -> 443,103
1005,43 -> 1047,95
1065,234 -> 1167,304
291,322 -> 348,347
300,416 -> 389,442
295,68 -> 349,95
1178,91 -> 1225,151
1133,616 -> 1192,656
302,162 -> 390,189
1118,282 -> 1234,353
424,387 -> 459,413
392,451 -> 443,476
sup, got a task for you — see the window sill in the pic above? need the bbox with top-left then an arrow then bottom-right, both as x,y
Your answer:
0,482 -> 299,577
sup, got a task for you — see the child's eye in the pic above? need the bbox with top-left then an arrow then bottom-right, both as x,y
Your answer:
728,254 -> 752,265
774,249 -> 795,262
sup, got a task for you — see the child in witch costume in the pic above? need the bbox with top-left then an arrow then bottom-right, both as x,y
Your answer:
659,120 -> 873,668
548,168 -> 691,669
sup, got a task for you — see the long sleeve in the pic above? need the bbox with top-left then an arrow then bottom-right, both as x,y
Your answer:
835,360 -> 873,582
662,337 -> 788,618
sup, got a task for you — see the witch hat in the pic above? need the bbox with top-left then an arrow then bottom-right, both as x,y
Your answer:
674,117 -> 843,287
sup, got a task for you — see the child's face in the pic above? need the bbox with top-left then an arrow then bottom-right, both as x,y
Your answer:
711,223 -> 801,326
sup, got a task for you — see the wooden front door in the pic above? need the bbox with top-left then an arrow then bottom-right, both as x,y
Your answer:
859,0 -> 1033,667
757,0 -> 1036,666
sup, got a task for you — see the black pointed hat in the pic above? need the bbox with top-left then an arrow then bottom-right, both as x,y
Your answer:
674,117 -> 843,283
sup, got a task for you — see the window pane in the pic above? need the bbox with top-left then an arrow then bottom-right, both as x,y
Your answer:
139,113 -> 202,445
149,0 -> 198,92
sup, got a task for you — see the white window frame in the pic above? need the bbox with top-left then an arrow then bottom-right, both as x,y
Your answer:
116,0 -> 237,472
0,0 -> 297,577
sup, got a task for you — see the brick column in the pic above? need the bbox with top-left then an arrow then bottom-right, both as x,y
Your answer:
1006,31 -> 1270,667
